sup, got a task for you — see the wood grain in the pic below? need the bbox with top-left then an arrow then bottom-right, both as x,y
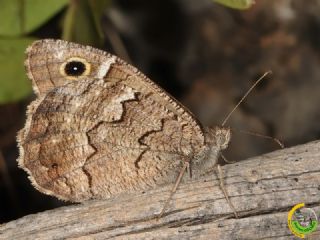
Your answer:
1,140 -> 320,239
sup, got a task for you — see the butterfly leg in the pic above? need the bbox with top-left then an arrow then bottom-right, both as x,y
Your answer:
157,161 -> 190,219
221,153 -> 236,164
216,164 -> 239,218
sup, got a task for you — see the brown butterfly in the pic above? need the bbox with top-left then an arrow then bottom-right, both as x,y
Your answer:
18,39 -> 231,212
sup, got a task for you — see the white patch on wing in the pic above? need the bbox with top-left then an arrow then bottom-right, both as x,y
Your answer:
96,56 -> 117,79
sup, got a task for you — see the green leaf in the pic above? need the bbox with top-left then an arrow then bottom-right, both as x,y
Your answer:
0,0 -> 68,36
62,0 -> 111,47
88,0 -> 112,40
0,38 -> 34,103
62,0 -> 99,47
214,0 -> 255,10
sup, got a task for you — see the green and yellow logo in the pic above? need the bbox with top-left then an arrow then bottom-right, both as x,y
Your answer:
288,203 -> 318,238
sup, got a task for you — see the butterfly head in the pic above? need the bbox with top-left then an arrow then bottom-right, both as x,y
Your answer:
191,126 -> 231,176
206,126 -> 231,151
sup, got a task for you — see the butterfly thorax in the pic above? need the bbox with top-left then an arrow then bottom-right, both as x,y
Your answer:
190,126 -> 231,178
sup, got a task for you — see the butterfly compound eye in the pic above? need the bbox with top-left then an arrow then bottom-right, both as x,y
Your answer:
60,57 -> 91,79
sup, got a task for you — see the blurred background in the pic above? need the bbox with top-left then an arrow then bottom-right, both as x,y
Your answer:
1,0 -> 320,223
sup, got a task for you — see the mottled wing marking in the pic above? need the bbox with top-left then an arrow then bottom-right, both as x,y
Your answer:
19,39 -> 209,202
25,39 -> 205,149
19,75 -> 200,201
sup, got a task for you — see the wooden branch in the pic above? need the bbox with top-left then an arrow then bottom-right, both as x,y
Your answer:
1,141 -> 320,239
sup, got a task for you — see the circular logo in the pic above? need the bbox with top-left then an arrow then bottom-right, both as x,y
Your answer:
288,203 -> 318,238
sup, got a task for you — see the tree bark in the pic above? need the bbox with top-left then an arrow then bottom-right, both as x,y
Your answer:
1,140 -> 320,240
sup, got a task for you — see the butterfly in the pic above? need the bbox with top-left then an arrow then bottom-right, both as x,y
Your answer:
17,39 -> 231,214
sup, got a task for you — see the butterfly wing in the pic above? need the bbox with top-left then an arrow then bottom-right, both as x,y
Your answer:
18,40 -> 207,201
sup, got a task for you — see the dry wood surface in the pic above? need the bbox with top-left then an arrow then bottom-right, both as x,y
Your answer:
1,140 -> 320,240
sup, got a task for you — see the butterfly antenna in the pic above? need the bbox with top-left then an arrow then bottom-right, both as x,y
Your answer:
230,128 -> 284,149
221,71 -> 272,127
